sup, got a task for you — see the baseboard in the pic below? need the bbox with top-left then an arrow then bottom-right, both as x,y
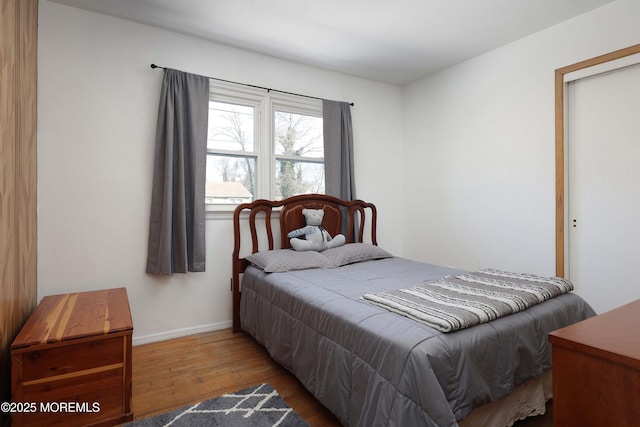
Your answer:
132,321 -> 233,346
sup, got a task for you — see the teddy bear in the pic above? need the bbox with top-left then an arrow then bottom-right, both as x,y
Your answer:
287,208 -> 346,252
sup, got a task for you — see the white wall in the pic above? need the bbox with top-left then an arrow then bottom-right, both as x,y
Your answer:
38,1 -> 404,343
402,0 -> 640,280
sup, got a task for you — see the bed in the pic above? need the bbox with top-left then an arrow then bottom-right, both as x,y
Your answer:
231,194 -> 595,426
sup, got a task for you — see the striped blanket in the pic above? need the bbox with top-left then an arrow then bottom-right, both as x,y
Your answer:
362,269 -> 574,332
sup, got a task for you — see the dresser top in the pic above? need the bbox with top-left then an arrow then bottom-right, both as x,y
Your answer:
549,298 -> 640,369
11,287 -> 133,351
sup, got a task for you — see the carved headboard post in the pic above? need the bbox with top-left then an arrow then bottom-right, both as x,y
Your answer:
349,202 -> 377,245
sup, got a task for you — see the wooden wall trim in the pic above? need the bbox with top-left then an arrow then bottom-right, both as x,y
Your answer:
16,0 -> 38,308
0,1 -> 38,424
555,43 -> 640,277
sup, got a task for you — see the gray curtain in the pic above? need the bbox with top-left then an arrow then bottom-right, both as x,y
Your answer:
323,100 -> 356,200
146,69 -> 209,274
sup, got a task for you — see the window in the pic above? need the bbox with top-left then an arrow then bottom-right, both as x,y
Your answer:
206,81 -> 324,208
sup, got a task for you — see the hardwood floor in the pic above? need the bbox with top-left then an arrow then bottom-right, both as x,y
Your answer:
129,329 -> 553,426
130,329 -> 341,426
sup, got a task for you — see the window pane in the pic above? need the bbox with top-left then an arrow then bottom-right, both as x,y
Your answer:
206,154 -> 256,204
208,101 -> 255,152
274,111 -> 323,158
275,160 -> 324,200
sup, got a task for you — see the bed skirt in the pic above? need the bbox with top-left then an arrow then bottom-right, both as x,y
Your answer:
460,370 -> 552,427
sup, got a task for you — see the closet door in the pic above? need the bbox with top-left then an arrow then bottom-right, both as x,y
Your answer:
567,63 -> 640,314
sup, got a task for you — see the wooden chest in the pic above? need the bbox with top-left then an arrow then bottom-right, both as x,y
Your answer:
549,299 -> 640,427
10,288 -> 133,427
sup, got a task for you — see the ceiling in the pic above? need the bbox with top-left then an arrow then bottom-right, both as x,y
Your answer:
48,0 -> 614,85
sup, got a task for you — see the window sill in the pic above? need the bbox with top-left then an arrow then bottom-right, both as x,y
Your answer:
206,204 -> 236,220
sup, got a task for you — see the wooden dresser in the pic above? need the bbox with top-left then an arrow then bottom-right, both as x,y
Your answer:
10,288 -> 133,427
549,299 -> 640,427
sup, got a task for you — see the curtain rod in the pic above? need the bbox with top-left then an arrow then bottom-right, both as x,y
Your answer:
150,64 -> 354,106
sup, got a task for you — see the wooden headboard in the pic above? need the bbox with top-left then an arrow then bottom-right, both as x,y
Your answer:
231,194 -> 378,332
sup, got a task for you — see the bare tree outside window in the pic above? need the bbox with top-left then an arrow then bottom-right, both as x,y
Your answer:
274,111 -> 324,200
206,102 -> 256,204
205,85 -> 325,207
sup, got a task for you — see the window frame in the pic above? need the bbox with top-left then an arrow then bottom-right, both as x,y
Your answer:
206,80 -> 324,213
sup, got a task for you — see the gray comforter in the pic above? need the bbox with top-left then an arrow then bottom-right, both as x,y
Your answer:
240,257 -> 595,426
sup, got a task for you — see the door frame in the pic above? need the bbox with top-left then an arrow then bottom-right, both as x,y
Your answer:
555,43 -> 640,277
